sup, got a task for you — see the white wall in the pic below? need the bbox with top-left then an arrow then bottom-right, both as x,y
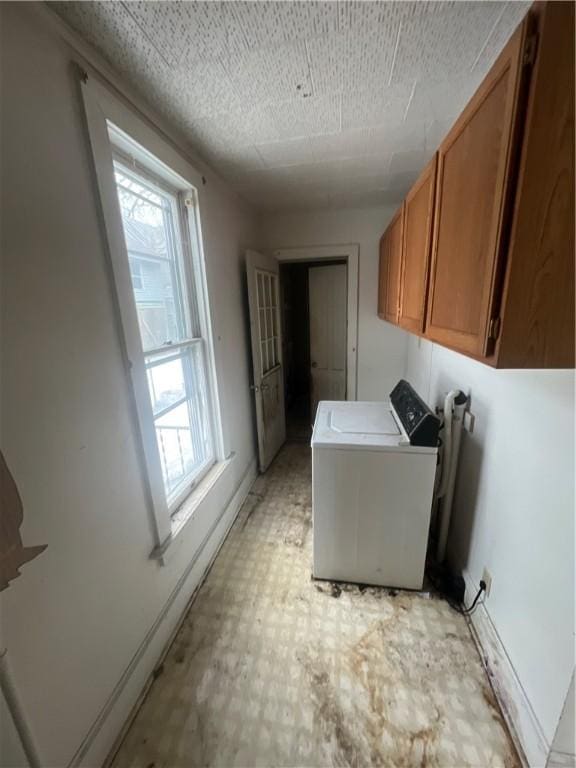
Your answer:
259,208 -> 408,401
550,673 -> 575,760
0,4 -> 258,766
0,692 -> 29,768
405,334 -> 575,752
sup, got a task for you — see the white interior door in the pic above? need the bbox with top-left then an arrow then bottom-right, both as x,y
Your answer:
309,264 -> 347,419
246,250 -> 286,472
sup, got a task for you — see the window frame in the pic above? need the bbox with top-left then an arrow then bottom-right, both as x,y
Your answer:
80,73 -> 225,552
113,154 -> 217,509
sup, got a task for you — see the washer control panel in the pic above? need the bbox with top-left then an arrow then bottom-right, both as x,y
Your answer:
389,380 -> 440,447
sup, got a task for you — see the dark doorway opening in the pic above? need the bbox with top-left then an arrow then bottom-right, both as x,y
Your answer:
280,262 -> 311,441
280,258 -> 347,442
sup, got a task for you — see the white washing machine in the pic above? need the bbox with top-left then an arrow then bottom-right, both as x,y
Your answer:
311,381 -> 440,590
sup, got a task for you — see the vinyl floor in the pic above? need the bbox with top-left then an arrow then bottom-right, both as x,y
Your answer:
112,443 -> 520,768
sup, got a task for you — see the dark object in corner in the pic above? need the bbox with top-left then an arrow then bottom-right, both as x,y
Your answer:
0,451 -> 47,591
428,561 -> 487,616
441,567 -> 466,605
428,561 -> 465,605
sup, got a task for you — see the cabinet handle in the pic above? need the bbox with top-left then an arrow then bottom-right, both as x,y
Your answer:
488,317 -> 501,341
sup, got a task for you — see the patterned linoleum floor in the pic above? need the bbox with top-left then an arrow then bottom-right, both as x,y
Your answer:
113,443 -> 520,768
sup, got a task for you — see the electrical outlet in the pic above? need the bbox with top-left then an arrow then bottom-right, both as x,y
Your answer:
481,568 -> 492,597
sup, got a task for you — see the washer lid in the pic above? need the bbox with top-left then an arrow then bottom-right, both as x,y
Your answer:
330,405 -> 400,436
311,401 -> 437,454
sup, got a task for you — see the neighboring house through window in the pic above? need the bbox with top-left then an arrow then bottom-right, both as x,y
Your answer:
128,256 -> 143,290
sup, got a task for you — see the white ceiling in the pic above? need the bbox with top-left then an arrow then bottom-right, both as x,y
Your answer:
52,0 -> 529,212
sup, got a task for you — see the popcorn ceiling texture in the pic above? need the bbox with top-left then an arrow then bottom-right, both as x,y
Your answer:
111,443 -> 520,767
52,1 -> 529,212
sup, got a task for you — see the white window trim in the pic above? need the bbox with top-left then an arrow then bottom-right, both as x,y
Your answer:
80,70 -> 226,554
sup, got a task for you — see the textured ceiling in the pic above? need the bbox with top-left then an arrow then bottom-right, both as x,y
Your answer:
51,0 -> 529,212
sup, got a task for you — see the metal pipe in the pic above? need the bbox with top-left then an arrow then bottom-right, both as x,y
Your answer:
437,390 -> 458,499
0,648 -> 42,768
436,390 -> 467,562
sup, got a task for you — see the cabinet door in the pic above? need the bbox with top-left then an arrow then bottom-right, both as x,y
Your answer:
378,208 -> 403,324
426,20 -> 528,357
385,209 -> 404,324
377,231 -> 388,320
399,155 -> 437,334
497,2 -> 575,368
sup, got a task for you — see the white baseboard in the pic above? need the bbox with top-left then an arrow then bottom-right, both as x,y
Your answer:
69,458 -> 257,768
464,577 -> 550,768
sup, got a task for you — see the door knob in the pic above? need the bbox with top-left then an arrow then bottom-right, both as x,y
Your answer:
311,362 -> 318,368
250,384 -> 259,392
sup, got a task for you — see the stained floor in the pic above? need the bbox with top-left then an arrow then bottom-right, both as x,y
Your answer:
113,443 -> 519,768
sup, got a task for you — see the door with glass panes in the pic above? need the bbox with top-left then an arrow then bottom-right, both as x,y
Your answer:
246,250 -> 286,472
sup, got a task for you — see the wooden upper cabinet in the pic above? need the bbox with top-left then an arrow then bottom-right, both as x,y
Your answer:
378,208 -> 404,324
496,1 -> 575,368
376,2 -> 574,367
398,155 -> 437,334
426,20 -> 529,357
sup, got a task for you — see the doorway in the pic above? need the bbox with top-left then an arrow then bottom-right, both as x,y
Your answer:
280,258 -> 348,441
246,244 -> 358,468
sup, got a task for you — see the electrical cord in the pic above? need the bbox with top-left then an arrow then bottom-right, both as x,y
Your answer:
427,569 -> 486,616
461,581 -> 487,614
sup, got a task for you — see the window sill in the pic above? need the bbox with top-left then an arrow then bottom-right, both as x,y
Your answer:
149,456 -> 233,563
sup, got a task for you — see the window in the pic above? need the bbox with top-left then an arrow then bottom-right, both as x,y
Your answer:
80,74 -> 225,553
112,156 -> 215,508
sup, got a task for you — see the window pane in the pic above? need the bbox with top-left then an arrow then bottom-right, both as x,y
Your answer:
259,309 -> 266,343
265,274 -> 272,307
114,166 -> 188,350
155,401 -> 194,498
146,352 -> 186,416
257,272 -> 265,310
266,308 -> 273,340
153,344 -> 212,501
